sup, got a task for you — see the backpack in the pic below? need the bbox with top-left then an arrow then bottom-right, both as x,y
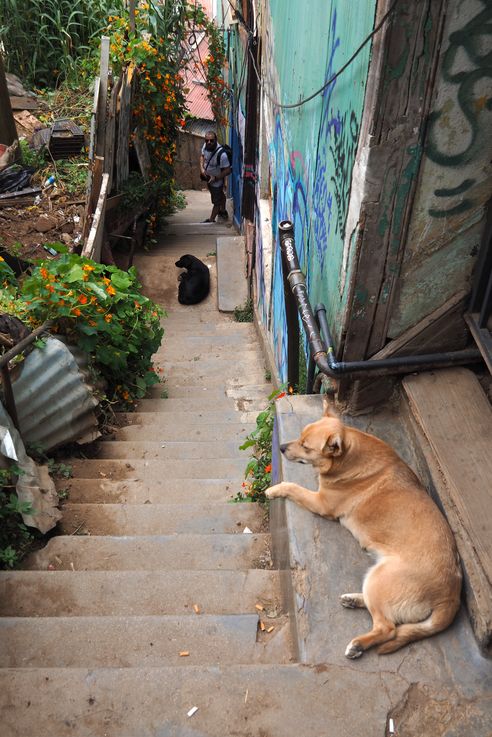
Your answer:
214,144 -> 232,167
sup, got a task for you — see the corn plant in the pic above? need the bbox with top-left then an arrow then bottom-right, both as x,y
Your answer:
0,0 -> 124,86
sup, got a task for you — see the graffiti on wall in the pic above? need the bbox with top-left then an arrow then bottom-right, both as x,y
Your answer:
254,1 -> 375,381
425,0 -> 492,218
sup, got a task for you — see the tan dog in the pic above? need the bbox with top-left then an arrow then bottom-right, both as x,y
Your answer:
266,401 -> 462,658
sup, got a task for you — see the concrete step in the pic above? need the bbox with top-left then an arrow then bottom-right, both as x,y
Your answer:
59,502 -> 264,535
135,396 -> 262,412
67,458 -> 247,482
152,343 -> 265,366
25,533 -> 271,571
112,420 -> 256,442
157,334 -> 257,351
95,440 -> 247,460
0,569 -> 281,617
159,384 -> 271,401
0,663 -> 405,737
116,409 -> 260,426
157,345 -> 258,363
160,221 -> 233,237
0,614 -> 291,667
161,321 -> 254,336
145,372 -> 267,389
57,478 -> 242,504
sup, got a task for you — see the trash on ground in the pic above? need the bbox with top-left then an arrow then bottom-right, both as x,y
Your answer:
187,707 -> 198,718
243,526 -> 252,534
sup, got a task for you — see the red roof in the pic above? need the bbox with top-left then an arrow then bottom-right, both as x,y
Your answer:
183,5 -> 214,120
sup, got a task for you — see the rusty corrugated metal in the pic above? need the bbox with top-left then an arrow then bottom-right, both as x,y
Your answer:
9,336 -> 100,452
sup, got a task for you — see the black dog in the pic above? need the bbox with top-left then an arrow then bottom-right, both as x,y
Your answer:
175,254 -> 210,305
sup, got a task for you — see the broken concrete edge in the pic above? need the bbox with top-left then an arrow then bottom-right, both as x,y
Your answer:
216,235 -> 248,313
399,396 -> 492,655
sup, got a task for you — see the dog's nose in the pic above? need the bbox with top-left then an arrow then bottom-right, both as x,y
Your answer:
279,443 -> 288,454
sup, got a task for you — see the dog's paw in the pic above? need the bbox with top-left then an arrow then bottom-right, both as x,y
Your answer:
340,593 -> 365,609
345,640 -> 364,659
265,482 -> 288,499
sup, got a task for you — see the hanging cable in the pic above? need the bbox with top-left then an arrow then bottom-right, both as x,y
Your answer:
248,0 -> 402,110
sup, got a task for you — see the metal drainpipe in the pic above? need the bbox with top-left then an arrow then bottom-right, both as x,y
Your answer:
278,220 -> 483,388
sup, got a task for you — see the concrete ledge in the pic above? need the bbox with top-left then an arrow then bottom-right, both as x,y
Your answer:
270,394 -> 491,732
216,236 -> 247,312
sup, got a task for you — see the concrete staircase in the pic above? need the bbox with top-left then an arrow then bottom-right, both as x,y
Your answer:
0,194 -> 341,737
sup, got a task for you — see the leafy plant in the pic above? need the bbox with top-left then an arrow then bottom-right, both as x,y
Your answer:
0,465 -> 34,569
236,389 -> 287,503
234,299 -> 253,323
9,251 -> 164,408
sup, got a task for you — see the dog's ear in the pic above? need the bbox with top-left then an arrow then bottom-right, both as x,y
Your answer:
322,395 -> 339,419
322,431 -> 344,457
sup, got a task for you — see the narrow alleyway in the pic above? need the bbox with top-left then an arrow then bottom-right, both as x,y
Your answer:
1,192 -> 491,735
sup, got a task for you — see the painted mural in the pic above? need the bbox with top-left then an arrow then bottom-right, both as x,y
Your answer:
254,0 -> 376,382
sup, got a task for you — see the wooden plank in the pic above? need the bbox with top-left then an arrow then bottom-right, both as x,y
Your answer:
403,368 -> 492,585
371,290 -> 469,359
82,172 -> 109,262
95,37 -> 110,159
115,73 -> 132,191
341,1 -> 447,362
9,96 -> 39,110
104,77 -> 122,194
133,127 -> 152,181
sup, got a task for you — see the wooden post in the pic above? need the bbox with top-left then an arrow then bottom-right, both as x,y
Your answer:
0,55 -> 18,148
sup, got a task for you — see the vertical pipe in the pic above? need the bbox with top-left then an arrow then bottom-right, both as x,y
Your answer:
278,221 -> 299,391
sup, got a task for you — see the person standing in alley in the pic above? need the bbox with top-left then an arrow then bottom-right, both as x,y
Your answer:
200,130 -> 231,223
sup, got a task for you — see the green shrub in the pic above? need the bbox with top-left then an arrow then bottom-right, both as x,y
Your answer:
5,250 -> 164,408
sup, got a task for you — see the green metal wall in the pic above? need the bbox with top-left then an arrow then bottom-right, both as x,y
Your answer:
255,0 -> 376,382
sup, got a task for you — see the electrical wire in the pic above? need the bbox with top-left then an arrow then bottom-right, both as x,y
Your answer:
247,0 -> 402,110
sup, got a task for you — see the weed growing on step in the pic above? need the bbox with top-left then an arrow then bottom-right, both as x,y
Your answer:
235,388 -> 287,503
234,299 -> 253,323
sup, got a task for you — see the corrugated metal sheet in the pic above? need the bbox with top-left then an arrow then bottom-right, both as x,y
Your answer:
184,119 -> 217,137
9,336 -> 100,452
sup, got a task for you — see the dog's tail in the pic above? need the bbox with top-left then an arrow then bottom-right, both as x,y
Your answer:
377,601 -> 459,654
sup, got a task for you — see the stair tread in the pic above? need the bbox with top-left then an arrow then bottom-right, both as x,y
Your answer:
67,458 -> 248,481
94,440 -> 248,460
0,569 -> 280,616
24,533 -> 272,571
59,502 -> 264,535
57,477 -> 242,504
0,664 -> 414,737
0,614 -> 291,667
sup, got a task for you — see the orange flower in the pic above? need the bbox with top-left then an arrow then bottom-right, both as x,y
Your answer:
40,267 -> 49,280
106,284 -> 116,296
72,307 -> 82,317
78,294 -> 88,304
275,392 -> 286,400
104,313 -> 113,323
265,464 -> 272,473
